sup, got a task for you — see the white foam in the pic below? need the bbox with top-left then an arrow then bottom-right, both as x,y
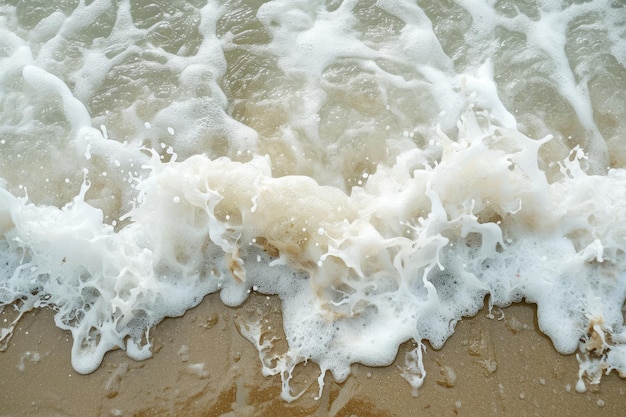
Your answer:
0,0 -> 625,401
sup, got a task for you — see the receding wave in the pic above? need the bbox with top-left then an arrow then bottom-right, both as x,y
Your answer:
1,0 -> 625,400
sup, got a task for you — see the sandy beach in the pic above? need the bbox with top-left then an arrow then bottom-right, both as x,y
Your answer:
1,296 -> 624,416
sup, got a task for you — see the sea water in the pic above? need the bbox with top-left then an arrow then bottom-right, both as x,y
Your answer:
0,0 -> 625,400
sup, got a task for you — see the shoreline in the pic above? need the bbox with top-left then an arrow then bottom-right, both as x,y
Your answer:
1,294 -> 624,416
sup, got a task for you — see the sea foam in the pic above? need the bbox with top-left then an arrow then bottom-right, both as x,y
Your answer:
1,0 -> 625,401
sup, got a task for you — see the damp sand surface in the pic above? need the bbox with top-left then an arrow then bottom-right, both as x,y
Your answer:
1,296 -> 623,417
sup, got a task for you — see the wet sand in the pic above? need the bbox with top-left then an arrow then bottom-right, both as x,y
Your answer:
1,294 -> 624,417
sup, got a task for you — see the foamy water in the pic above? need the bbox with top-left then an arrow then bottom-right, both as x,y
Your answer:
1,0 -> 625,400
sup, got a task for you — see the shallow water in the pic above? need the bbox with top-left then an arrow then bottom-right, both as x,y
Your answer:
0,0 -> 625,400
